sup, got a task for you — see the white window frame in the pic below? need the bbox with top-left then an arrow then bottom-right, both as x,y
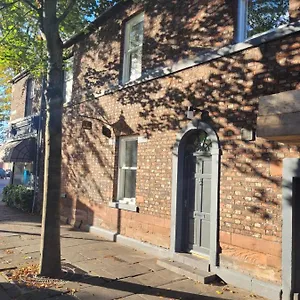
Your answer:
117,136 -> 138,204
237,0 -> 248,42
122,12 -> 144,84
63,57 -> 74,103
237,0 -> 289,43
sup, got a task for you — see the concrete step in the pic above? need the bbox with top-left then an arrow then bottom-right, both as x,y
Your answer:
172,252 -> 210,272
157,259 -> 218,284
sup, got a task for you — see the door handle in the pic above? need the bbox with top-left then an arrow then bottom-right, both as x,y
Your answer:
194,212 -> 205,218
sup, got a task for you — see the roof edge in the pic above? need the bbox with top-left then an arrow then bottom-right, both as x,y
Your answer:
63,0 -> 132,49
11,70 -> 30,84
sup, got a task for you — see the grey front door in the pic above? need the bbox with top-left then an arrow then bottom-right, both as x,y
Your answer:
187,154 -> 212,255
183,129 -> 213,256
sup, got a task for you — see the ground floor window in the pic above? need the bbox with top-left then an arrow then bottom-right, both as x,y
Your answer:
117,136 -> 138,205
12,162 -> 34,187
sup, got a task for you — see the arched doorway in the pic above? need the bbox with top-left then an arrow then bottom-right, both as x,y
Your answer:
171,120 -> 220,266
183,129 -> 212,255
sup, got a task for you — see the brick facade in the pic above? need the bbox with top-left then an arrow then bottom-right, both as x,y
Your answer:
9,74 -> 44,211
11,74 -> 41,121
59,0 -> 300,285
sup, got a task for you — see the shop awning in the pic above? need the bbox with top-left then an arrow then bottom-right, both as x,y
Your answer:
0,138 -> 36,162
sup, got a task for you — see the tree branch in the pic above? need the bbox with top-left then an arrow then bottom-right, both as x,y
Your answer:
21,0 -> 39,11
57,0 -> 76,24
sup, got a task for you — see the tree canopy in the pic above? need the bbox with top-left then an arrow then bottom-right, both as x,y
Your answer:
0,0 -> 117,75
0,0 -> 117,141
247,0 -> 289,37
0,61 -> 12,143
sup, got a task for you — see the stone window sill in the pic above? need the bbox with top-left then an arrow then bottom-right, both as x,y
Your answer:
109,201 -> 138,212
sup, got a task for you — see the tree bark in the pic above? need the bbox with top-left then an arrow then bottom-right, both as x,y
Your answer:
39,0 -> 64,277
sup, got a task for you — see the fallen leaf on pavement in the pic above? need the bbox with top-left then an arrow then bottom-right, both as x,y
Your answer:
5,264 -> 67,290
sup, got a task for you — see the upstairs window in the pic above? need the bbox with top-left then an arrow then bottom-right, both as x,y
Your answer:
117,136 -> 138,205
25,78 -> 34,117
237,0 -> 289,42
63,58 -> 74,103
122,13 -> 144,84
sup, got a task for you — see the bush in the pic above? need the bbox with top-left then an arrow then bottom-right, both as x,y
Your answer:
2,184 -> 34,212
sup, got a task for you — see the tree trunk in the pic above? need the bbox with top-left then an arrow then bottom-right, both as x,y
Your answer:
39,0 -> 64,277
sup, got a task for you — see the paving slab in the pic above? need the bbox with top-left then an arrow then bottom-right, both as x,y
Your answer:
153,268 -> 186,281
120,294 -> 145,300
14,288 -> 62,300
157,278 -> 208,295
137,258 -> 164,272
74,283 -> 134,300
14,244 -> 40,255
0,201 -> 267,300
61,252 -> 87,263
0,286 -> 10,300
0,252 -> 40,270
44,295 -> 77,300
104,276 -> 147,295
99,263 -> 150,280
132,271 -> 182,288
70,262 -> 114,280
115,252 -> 152,264
71,257 -> 128,273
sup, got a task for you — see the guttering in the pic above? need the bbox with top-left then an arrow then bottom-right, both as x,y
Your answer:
10,70 -> 30,84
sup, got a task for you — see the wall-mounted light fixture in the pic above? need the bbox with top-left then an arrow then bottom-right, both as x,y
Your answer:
241,128 -> 255,141
185,106 -> 210,121
10,126 -> 17,136
82,120 -> 92,130
185,106 -> 195,119
102,125 -> 111,138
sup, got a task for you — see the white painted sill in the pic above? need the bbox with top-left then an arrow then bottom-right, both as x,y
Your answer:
109,201 -> 138,212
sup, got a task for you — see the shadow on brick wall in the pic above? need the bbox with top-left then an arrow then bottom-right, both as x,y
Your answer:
61,0 -> 299,242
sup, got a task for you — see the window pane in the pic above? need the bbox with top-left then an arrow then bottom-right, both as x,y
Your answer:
129,48 -> 142,81
129,21 -> 144,50
25,79 -> 33,117
27,79 -> 35,99
64,59 -> 74,81
125,140 -> 137,167
124,169 -> 136,198
64,78 -> 73,103
247,0 -> 289,38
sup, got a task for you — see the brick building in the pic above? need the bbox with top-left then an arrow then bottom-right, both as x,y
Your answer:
0,72 -> 43,204
5,0 -> 300,299
60,0 -> 300,299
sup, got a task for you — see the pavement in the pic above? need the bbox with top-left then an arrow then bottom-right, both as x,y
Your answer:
0,197 -> 267,299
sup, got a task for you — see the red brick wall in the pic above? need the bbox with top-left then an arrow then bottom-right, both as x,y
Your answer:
11,75 -> 41,121
142,0 -> 234,70
290,0 -> 300,22
11,76 -> 27,121
61,0 -> 300,283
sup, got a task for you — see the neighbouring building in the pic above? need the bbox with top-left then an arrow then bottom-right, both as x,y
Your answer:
1,65 -> 72,210
0,72 -> 42,202
6,0 -> 300,299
